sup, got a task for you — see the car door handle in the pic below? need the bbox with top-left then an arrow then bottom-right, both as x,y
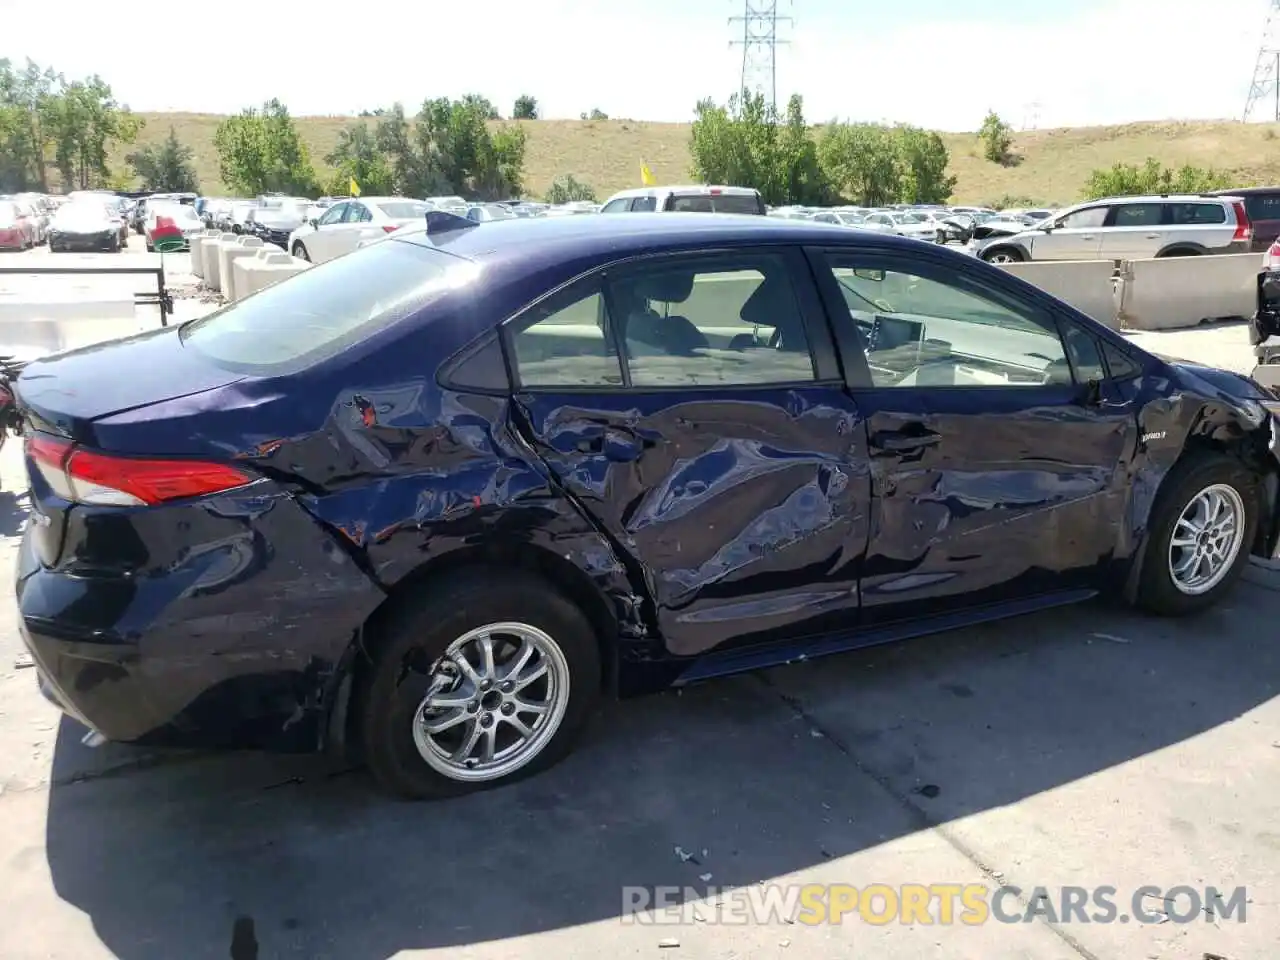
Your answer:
1080,234 -> 1096,240
871,429 -> 941,452
1144,233 -> 1162,239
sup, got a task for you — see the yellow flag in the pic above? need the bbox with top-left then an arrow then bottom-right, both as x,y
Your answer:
640,161 -> 656,186
349,176 -> 361,197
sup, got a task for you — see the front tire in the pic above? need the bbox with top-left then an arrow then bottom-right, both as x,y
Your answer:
1135,454 -> 1261,616
292,241 -> 310,262
357,569 -> 602,800
982,246 -> 1025,264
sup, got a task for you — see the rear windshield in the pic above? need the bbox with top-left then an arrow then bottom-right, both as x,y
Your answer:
664,193 -> 763,214
180,240 -> 474,373
377,201 -> 431,219
1244,195 -> 1280,221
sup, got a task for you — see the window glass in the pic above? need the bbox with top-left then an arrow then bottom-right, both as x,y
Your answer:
612,254 -> 816,387
318,203 -> 347,225
181,240 -> 472,373
1102,341 -> 1141,380
631,196 -> 657,212
820,258 -> 1068,388
1244,195 -> 1280,221
377,201 -> 430,219
345,203 -> 372,223
664,194 -> 762,214
1167,202 -> 1227,225
1061,324 -> 1104,382
1057,207 -> 1107,230
511,285 -> 623,387
1111,203 -> 1163,227
600,198 -> 632,213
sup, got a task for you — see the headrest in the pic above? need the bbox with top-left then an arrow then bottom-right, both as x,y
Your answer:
740,272 -> 794,327
627,270 -> 695,303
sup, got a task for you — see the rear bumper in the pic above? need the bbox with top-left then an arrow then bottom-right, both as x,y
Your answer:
14,489 -> 385,752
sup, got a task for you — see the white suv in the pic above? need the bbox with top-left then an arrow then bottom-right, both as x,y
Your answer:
599,185 -> 766,215
979,194 -> 1253,262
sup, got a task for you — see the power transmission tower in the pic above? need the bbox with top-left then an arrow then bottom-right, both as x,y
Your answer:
1244,0 -> 1280,121
729,0 -> 791,110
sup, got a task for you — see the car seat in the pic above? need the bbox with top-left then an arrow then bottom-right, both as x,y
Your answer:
617,271 -> 708,356
739,273 -> 805,351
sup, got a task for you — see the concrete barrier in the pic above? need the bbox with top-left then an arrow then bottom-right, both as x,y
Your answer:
995,260 -> 1121,330
189,230 -> 220,280
1120,253 -> 1263,331
218,236 -> 264,302
0,294 -> 141,355
233,253 -> 312,300
203,232 -> 239,292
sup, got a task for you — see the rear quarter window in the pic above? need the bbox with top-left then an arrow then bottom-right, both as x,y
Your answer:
180,240 -> 476,373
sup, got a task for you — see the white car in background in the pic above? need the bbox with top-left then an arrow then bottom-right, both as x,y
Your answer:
862,211 -> 938,242
809,210 -> 896,234
286,197 -> 432,263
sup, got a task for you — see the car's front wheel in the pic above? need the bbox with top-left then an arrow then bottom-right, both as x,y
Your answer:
292,241 -> 310,261
982,247 -> 1025,264
1136,454 -> 1261,615
357,570 -> 601,799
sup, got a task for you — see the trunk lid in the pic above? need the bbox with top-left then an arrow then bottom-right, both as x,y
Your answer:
15,324 -> 247,445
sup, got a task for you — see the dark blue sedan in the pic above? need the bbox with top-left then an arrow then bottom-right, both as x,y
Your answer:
13,212 -> 1280,798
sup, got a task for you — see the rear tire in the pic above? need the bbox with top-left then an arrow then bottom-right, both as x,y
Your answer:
356,569 -> 602,800
1135,454 -> 1261,616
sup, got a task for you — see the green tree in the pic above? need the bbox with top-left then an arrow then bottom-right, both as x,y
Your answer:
125,126 -> 198,191
689,90 -> 828,206
1082,158 -> 1232,199
817,123 -> 902,206
324,120 -> 394,196
512,95 -> 539,120
544,174 -> 597,203
213,98 -> 318,196
580,107 -> 609,121
44,76 -> 141,190
895,125 -> 956,203
978,110 -> 1013,165
372,96 -> 526,200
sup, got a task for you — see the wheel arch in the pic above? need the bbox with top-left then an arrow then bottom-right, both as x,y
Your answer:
1155,243 -> 1207,258
980,242 -> 1028,263
1121,400 -> 1278,603
326,541 -> 625,759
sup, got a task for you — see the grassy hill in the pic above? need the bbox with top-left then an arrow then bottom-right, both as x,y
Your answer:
117,113 -> 1280,205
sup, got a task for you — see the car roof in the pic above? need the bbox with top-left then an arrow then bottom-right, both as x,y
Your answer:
606,185 -> 761,200
396,211 -> 925,270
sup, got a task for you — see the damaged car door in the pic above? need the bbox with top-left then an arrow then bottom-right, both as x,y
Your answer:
505,247 -> 872,658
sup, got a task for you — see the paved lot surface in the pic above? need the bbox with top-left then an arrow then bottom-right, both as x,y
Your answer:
0,243 -> 1276,958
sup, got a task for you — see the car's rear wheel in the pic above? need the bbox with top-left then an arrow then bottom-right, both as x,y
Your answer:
357,570 -> 601,799
292,241 -> 310,261
982,247 -> 1024,264
1136,454 -> 1260,616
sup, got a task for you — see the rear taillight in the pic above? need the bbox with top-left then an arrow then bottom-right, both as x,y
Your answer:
1232,201 -> 1253,243
381,224 -> 400,233
27,435 -> 252,506
153,215 -> 180,237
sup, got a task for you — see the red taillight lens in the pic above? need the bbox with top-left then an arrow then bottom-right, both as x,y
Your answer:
26,434 -> 251,506
1232,201 -> 1252,243
153,215 -> 180,237
381,224 -> 400,233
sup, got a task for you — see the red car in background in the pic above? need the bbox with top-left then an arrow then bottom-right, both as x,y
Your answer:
0,200 -> 37,250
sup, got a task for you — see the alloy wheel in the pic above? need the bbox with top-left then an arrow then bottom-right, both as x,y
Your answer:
411,622 -> 571,782
1167,482 -> 1246,596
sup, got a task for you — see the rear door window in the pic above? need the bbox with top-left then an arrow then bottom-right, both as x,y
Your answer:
1108,203 -> 1163,227
180,240 -> 475,373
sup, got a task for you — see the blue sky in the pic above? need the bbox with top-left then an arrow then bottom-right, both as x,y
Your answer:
0,0 -> 1271,129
